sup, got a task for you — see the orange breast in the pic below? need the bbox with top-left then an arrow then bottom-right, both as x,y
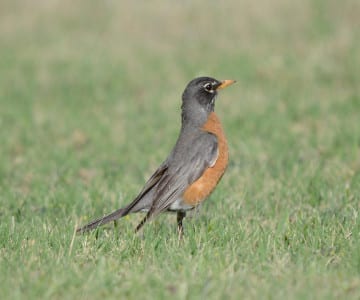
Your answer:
182,112 -> 229,206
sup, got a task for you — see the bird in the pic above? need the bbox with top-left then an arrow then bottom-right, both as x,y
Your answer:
77,76 -> 235,236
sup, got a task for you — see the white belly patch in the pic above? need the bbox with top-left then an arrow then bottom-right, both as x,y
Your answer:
168,197 -> 194,211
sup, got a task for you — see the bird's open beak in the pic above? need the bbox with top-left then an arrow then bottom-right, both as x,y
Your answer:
216,80 -> 236,90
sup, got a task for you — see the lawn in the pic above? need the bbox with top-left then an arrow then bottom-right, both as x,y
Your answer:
0,0 -> 359,299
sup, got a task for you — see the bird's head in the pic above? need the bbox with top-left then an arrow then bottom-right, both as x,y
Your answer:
181,76 -> 235,127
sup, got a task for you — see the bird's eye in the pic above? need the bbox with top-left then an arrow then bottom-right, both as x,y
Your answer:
204,83 -> 213,92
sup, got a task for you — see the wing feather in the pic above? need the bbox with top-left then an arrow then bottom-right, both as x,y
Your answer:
149,132 -> 218,216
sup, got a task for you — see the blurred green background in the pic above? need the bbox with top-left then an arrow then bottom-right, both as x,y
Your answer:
0,0 -> 359,299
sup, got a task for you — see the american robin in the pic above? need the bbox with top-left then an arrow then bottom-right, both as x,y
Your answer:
77,76 -> 235,235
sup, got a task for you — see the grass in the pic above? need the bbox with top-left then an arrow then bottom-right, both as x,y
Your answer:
0,0 -> 360,299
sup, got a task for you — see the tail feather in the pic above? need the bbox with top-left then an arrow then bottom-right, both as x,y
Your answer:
76,207 -> 128,234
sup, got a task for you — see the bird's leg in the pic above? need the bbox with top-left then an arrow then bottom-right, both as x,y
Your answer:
177,211 -> 186,239
135,212 -> 150,232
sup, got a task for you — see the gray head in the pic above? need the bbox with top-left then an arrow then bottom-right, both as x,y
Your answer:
181,76 -> 235,128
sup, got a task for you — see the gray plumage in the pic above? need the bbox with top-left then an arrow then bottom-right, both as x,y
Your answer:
77,77 -> 223,233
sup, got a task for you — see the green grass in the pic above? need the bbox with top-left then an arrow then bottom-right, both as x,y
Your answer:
1,0 -> 360,299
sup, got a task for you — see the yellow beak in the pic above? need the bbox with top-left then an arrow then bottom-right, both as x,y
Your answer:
216,79 -> 236,90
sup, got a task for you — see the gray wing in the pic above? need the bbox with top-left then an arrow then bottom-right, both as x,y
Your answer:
78,132 -> 218,233
124,162 -> 168,213
148,131 -> 218,217
76,162 -> 168,233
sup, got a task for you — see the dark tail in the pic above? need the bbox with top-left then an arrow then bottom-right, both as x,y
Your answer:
76,207 -> 129,234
